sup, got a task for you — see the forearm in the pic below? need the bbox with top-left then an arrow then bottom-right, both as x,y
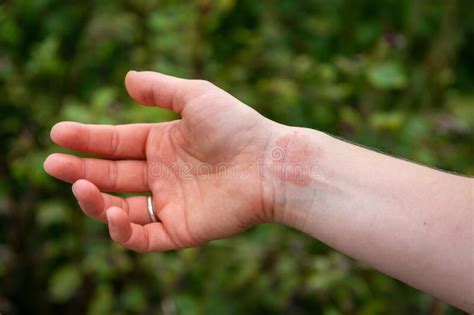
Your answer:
268,125 -> 473,312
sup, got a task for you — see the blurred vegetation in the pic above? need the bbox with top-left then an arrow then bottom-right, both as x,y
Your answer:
0,0 -> 473,314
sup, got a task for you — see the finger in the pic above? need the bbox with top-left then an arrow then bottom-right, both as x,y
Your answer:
50,122 -> 154,159
106,206 -> 177,252
124,70 -> 213,114
71,179 -> 153,225
44,153 -> 148,193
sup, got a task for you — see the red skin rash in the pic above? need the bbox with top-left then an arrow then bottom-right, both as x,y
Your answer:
271,131 -> 315,187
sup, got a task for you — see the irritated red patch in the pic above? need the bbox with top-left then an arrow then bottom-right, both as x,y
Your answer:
270,131 -> 315,186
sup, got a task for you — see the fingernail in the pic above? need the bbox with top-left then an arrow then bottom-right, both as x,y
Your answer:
106,208 -> 120,241
106,208 -> 112,221
43,154 -> 56,173
71,184 -> 78,198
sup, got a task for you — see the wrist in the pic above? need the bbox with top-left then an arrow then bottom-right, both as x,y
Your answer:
261,123 -> 331,228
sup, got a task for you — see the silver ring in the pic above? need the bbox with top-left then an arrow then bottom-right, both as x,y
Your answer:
147,196 -> 158,223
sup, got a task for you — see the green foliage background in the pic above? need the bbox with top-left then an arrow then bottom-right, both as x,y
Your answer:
0,1 -> 473,314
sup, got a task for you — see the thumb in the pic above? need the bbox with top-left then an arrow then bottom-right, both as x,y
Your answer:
124,71 -> 213,115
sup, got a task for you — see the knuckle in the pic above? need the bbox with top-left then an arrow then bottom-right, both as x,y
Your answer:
108,162 -> 118,189
141,76 -> 159,106
192,79 -> 215,91
149,77 -> 160,105
110,126 -> 120,156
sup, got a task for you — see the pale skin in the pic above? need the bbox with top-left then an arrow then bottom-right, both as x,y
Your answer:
44,71 -> 473,312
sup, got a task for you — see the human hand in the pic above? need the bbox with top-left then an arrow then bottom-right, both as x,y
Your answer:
44,71 -> 285,252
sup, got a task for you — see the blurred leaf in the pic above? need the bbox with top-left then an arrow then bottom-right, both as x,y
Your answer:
366,62 -> 407,90
37,200 -> 69,226
370,112 -> 405,131
49,265 -> 81,303
87,284 -> 114,315
26,36 -> 64,78
120,285 -> 146,312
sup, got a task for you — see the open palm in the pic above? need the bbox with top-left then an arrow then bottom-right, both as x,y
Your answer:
44,71 -> 279,252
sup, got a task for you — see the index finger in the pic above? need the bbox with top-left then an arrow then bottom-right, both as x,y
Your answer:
50,121 -> 154,159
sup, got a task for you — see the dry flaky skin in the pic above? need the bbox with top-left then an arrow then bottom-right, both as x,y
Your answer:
44,71 -> 473,312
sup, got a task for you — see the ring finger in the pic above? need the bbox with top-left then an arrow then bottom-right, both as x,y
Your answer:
72,179 -> 159,225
